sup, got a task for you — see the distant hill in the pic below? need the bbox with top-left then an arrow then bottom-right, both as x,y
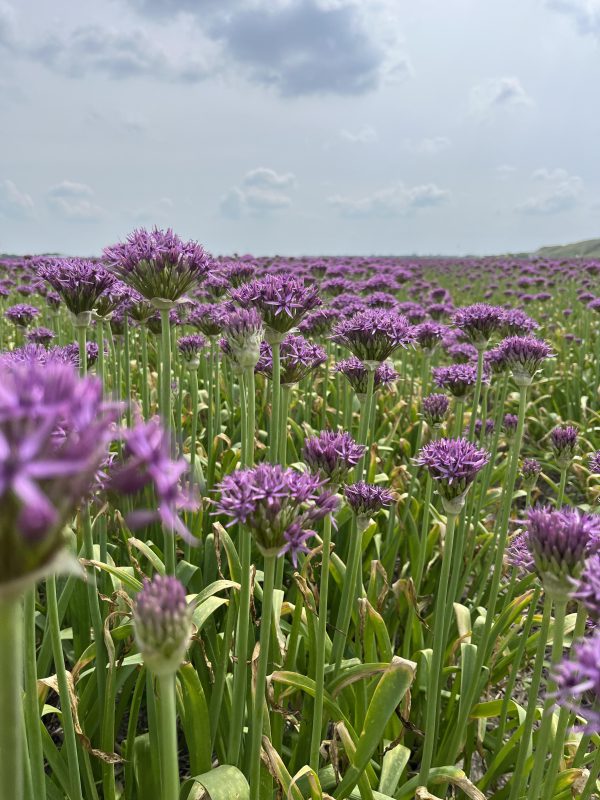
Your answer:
534,238 -> 600,259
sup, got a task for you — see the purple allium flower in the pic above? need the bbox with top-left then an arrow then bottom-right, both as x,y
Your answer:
0,361 -> 118,591
507,531 -> 536,574
204,272 -> 229,298
522,458 -> 542,489
503,413 -> 519,436
487,336 -> 553,385
297,307 -> 340,337
134,575 -> 193,675
432,363 -> 483,399
255,335 -> 326,385
38,259 -> 114,321
428,302 -> 454,321
335,357 -> 398,396
422,393 -> 450,427
26,327 -> 55,347
218,260 -> 255,288
94,280 -> 132,319
302,431 -> 365,486
5,304 -> 40,328
589,451 -> 600,474
471,418 -> 495,439
331,309 -> 414,366
127,290 -> 155,324
501,308 -> 539,336
177,334 -> 206,367
230,275 -> 321,340
108,418 -> 199,544
416,437 -> 490,512
452,303 -> 505,346
551,425 -> 579,468
553,630 -> 600,734
413,322 -> 448,353
445,342 -> 478,363
188,302 -> 230,337
344,481 -> 393,520
571,554 -> 600,622
215,463 -> 338,564
103,227 -> 212,303
521,506 -> 600,597
222,308 -> 264,370
46,291 -> 61,311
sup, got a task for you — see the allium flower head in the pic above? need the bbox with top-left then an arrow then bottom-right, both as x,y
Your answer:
344,482 -> 393,521
507,531 -> 536,574
550,425 -> 578,468
571,554 -> 600,622
302,431 -> 365,486
215,463 -> 338,565
452,303 -> 505,346
503,413 -> 518,436
331,309 -> 414,367
218,260 -> 255,288
590,451 -> 600,475
255,334 -> 326,385
134,575 -> 193,676
26,327 -> 55,347
103,227 -> 211,304
222,308 -> 264,370
521,458 -> 541,490
432,363 -> 483,399
297,307 -> 340,337
501,308 -> 539,336
553,630 -> 600,734
177,334 -> 206,367
335,357 -> 398,396
522,506 -> 600,598
188,302 -> 230,337
413,322 -> 447,353
5,304 -> 40,328
0,361 -> 118,595
416,437 -> 490,512
422,393 -> 450,427
230,275 -> 321,340
445,342 -> 478,364
38,259 -> 114,323
488,336 -> 553,386
94,280 -> 132,319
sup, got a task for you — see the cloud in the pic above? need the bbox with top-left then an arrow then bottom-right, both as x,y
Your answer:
495,164 -> 517,179
0,179 -> 34,218
402,136 -> 451,155
517,169 -> 583,215
131,196 -> 175,223
469,77 -> 532,119
220,168 -> 296,218
328,182 -> 451,218
0,2 -> 16,49
46,180 -> 107,221
545,0 -> 600,35
340,125 -> 378,144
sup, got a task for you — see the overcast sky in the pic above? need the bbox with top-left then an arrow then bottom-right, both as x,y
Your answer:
1,0 -> 599,257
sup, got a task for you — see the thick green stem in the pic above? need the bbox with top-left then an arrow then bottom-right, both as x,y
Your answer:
245,367 -> 256,468
249,555 -> 277,800
278,384 -> 290,466
310,513 -> 333,769
157,672 -> 180,800
24,588 -> 45,799
160,309 -> 176,574
452,398 -> 464,438
0,595 -> 23,800
468,346 -> 485,440
580,746 -> 600,800
190,369 -> 199,480
270,342 -> 281,463
355,367 -> 376,479
557,467 -> 567,506
123,315 -> 132,427
331,517 -> 363,672
140,325 -> 150,418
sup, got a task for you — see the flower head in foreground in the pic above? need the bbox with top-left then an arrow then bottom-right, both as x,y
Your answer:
38,259 -> 114,322
331,309 -> 414,367
344,482 -> 393,521
571,554 -> 600,622
422,393 -> 450,427
5,304 -> 40,328
230,275 -> 321,340
521,506 -> 600,598
215,464 -> 338,565
222,308 -> 264,370
553,630 -> 600,734
416,437 -> 490,513
335,357 -> 398,396
103,227 -> 211,304
134,575 -> 193,676
177,334 -> 206,368
108,418 -> 199,544
255,335 -> 326,385
26,327 -> 55,347
302,431 -> 365,486
0,361 -> 119,594
452,303 -> 505,346
432,363 -> 484,399
487,336 -> 553,386
550,425 -> 578,469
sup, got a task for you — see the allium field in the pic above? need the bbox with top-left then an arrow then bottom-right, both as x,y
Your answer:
2,229 -> 600,800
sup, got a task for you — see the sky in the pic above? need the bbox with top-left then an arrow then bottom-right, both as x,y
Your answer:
1,0 -> 600,257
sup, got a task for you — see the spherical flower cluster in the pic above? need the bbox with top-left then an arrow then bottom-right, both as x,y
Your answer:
230,275 -> 321,340
0,361 -> 119,595
221,308 -> 264,370
553,631 -> 600,734
503,413 -> 518,437
218,260 -> 255,288
472,418 -> 495,440
550,425 -> 578,468
501,308 -> 539,336
416,437 -> 490,512
255,335 -> 326,385
335,357 -> 398,396
445,342 -> 478,364
589,450 -> 600,474
432,363 -> 483,399
134,575 -> 193,676
452,303 -> 505,346
344,482 -> 393,521
5,304 -> 40,328
215,464 -> 338,565
413,322 -> 447,353
331,309 -> 414,367
94,281 -> 132,320
177,334 -> 206,368
188,303 -> 230,337
521,458 -> 541,490
38,259 -> 114,323
487,336 -> 553,386
297,308 -> 340,337
571,554 -> 600,621
302,431 -> 365,486
103,227 -> 211,304
422,393 -> 450,427
26,327 -> 55,346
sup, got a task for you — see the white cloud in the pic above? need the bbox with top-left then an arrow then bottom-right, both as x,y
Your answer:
546,0 -> 600,36
0,179 -> 34,218
0,2 -> 16,49
517,169 -> 583,215
469,77 -> 532,119
402,136 -> 451,155
131,196 -> 174,223
46,180 -> 106,221
242,167 -> 296,190
221,168 -> 296,218
340,125 -> 378,144
495,164 -> 517,179
328,181 -> 450,218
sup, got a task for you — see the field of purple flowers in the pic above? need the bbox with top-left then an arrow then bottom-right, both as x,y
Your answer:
1,229 -> 600,800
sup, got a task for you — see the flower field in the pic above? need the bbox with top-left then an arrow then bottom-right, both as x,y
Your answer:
1,232 -> 600,800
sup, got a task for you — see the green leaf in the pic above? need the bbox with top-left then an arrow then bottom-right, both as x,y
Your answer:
182,765 -> 249,800
178,663 -> 212,776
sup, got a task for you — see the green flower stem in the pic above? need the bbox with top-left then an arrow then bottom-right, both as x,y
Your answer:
206,342 -> 215,482
76,324 -> 88,378
452,398 -> 464,438
270,341 -> 281,463
278,384 -> 290,466
331,516 -> 364,673
0,594 -> 24,800
123,315 -> 132,427
528,597 -> 568,800
245,367 -> 256,468
249,554 -> 277,800
47,576 -> 83,800
418,509 -> 458,786
355,366 -> 376,479
580,746 -> 600,800
82,508 -> 107,712
557,467 -> 568,506
24,588 -> 45,799
96,320 -> 108,566
189,369 -> 199,481
140,324 -> 150,418
159,309 -> 176,574
157,672 -> 180,800
310,512 -> 333,770
468,346 -> 486,441
209,598 -> 236,749
212,343 -> 221,485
